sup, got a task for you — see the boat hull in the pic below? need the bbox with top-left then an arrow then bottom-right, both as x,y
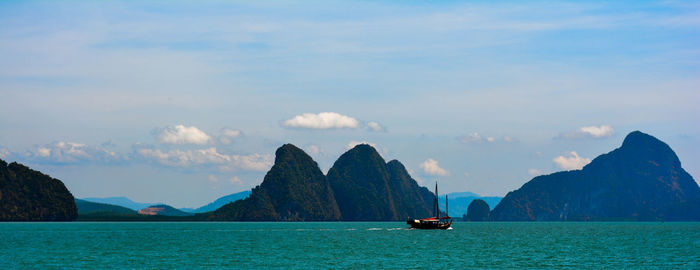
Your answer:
406,219 -> 452,230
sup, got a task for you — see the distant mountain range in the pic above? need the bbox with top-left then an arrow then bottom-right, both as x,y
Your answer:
80,190 -> 252,214
439,193 -> 502,217
75,199 -> 136,216
138,204 -> 192,216
81,197 -> 158,211
188,191 -> 252,213
491,131 -> 700,221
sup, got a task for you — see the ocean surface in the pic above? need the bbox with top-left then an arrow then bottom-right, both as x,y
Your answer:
1,222 -> 698,269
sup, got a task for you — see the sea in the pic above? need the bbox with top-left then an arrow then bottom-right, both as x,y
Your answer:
1,222 -> 698,269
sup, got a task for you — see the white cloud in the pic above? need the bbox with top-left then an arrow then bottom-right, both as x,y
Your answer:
0,148 -> 10,159
464,172 -> 470,178
218,128 -> 242,144
553,151 -> 591,170
283,112 -> 360,129
137,147 -> 229,167
305,145 -> 322,156
37,147 -> 51,157
528,168 -> 542,176
221,128 -> 241,138
158,125 -> 211,145
347,140 -> 376,149
367,121 -> 385,132
504,136 -> 515,143
486,137 -> 496,143
557,125 -> 615,139
419,158 -> 449,176
229,154 -> 273,171
580,125 -> 615,138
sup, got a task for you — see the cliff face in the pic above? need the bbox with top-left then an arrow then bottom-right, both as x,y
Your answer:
491,131 -> 700,221
385,160 -> 434,219
328,144 -> 433,221
0,159 -> 77,221
210,144 -> 341,221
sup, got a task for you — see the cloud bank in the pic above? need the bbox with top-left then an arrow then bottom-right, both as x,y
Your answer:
18,141 -> 128,165
136,147 -> 272,171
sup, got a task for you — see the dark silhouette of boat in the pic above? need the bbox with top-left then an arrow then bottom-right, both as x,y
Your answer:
406,182 -> 452,229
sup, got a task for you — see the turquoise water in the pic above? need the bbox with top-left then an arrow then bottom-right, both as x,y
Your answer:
1,222 -> 698,269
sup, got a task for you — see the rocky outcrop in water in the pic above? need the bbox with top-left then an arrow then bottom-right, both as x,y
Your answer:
464,199 -> 490,221
210,144 -> 434,221
328,144 -> 433,221
210,144 -> 342,221
491,131 -> 700,221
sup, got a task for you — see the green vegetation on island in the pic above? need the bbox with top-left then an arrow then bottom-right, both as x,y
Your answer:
464,199 -> 491,221
0,159 -> 77,221
211,144 -> 434,221
210,144 -> 342,221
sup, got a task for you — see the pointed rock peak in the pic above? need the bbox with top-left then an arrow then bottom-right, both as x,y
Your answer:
386,159 -> 406,171
619,131 -> 676,159
386,159 -> 402,167
622,131 -> 665,148
349,143 -> 377,152
274,143 -> 311,163
337,143 -> 385,164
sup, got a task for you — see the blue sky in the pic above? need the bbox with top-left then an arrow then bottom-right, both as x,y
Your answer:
1,0 -> 698,208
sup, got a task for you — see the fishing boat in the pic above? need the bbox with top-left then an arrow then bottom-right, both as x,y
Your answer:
406,182 -> 453,229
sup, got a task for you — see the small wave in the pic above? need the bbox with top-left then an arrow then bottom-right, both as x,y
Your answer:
367,228 -> 383,231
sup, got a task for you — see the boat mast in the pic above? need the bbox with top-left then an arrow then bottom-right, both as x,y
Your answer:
446,194 -> 448,218
435,182 -> 440,218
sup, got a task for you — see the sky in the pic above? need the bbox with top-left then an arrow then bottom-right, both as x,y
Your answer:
1,0 -> 698,208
